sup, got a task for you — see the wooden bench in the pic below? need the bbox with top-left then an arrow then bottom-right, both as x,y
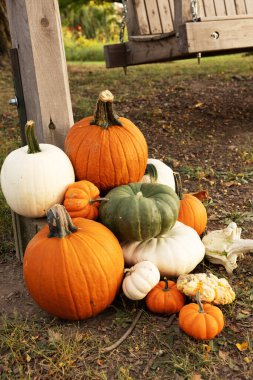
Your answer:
104,0 -> 253,68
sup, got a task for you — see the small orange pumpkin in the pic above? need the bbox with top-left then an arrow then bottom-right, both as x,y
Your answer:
145,278 -> 185,314
64,90 -> 148,192
175,173 -> 207,235
23,204 -> 124,320
63,180 -> 107,219
179,292 -> 224,340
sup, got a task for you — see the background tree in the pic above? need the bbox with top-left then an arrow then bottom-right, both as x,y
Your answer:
0,0 -> 10,59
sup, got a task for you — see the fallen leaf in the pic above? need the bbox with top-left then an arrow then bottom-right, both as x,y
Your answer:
191,374 -> 203,380
191,190 -> 209,202
26,354 -> 31,362
48,329 -> 62,343
244,357 -> 251,364
218,350 -> 228,361
236,342 -> 249,351
193,102 -> 204,108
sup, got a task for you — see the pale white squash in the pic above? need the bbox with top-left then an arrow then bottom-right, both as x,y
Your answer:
141,158 -> 175,191
122,261 -> 160,300
122,222 -> 205,277
0,121 -> 75,218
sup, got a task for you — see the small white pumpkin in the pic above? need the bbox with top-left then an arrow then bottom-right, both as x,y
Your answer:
141,158 -> 175,191
0,120 -> 75,218
122,261 -> 160,300
122,222 -> 205,277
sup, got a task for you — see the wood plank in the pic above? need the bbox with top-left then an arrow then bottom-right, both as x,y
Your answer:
185,18 -> 253,53
198,0 -> 206,18
145,0 -> 162,34
224,0 -> 237,15
213,0 -> 226,16
245,0 -> 253,14
169,0 -> 175,23
174,0 -> 192,31
126,0 -> 140,36
235,0 -> 247,14
202,0 -> 216,16
134,0 -> 150,34
201,14 -> 253,21
158,0 -> 174,33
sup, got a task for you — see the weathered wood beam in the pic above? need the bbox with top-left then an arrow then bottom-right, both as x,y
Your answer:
5,0 -> 73,149
5,0 -> 73,261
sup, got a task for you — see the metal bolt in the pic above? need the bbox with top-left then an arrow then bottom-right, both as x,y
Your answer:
8,96 -> 19,107
211,31 -> 219,39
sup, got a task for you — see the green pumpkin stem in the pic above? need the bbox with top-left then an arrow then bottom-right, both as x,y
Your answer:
196,291 -> 205,313
47,204 -> 77,238
163,277 -> 170,291
25,120 -> 41,154
90,90 -> 122,129
145,164 -> 158,183
174,172 -> 183,200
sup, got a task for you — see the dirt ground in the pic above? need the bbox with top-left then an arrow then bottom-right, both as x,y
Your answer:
0,58 -> 253,379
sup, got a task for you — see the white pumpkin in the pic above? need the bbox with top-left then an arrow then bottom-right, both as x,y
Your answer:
141,158 -> 175,191
122,222 -> 205,277
122,261 -> 160,300
0,120 -> 75,218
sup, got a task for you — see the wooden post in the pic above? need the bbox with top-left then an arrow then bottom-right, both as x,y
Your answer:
174,0 -> 193,32
5,0 -> 73,261
5,0 -> 73,148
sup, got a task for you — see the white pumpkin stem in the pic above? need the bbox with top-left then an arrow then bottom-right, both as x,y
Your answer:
144,164 -> 158,183
47,204 -> 77,238
25,120 -> 41,154
90,90 -> 122,129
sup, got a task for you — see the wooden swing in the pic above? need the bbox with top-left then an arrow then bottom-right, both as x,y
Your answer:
104,0 -> 253,68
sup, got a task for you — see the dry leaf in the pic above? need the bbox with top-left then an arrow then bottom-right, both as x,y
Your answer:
236,342 -> 249,351
26,354 -> 31,362
191,374 -> 203,380
191,190 -> 209,202
48,329 -> 62,343
218,350 -> 228,361
193,102 -> 204,108
244,357 -> 251,364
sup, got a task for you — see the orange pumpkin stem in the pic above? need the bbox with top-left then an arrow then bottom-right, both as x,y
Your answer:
90,90 -> 123,129
162,277 -> 170,291
196,291 -> 205,313
47,204 -> 77,238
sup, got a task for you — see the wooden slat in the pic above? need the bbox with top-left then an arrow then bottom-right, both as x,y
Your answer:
185,18 -> 253,52
198,0 -> 206,18
134,0 -> 150,34
169,0 -> 175,22
174,0 -> 192,31
145,0 -> 162,34
202,0 -> 216,16
158,0 -> 174,33
224,0 -> 237,15
245,0 -> 253,14
201,14 -> 253,21
235,0 -> 247,14
126,0 -> 140,36
214,0 -> 226,16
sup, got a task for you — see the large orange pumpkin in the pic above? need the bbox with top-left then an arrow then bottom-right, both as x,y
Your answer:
146,278 -> 185,314
179,293 -> 224,340
64,90 -> 148,192
175,173 -> 207,235
23,204 -> 124,320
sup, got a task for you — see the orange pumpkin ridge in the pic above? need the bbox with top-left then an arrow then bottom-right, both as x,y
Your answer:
174,172 -> 207,235
179,292 -> 224,340
23,205 -> 124,320
146,278 -> 185,314
64,91 -> 148,192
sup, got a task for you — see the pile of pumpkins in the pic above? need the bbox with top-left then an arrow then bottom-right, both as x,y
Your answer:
0,90 -> 234,340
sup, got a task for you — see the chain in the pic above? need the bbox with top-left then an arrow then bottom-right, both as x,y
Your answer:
119,0 -> 128,43
191,0 -> 198,22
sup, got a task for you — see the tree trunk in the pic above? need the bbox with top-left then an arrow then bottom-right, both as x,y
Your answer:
0,0 -> 10,57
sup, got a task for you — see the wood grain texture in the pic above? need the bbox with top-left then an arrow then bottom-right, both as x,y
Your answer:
202,0 -> 216,16
158,0 -> 174,33
134,0 -> 150,34
6,0 -> 73,149
224,0 -> 237,15
146,0 -> 162,34
245,0 -> 253,13
235,0 -> 246,14
213,0 -> 226,16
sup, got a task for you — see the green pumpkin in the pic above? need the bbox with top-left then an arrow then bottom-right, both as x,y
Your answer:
99,182 -> 180,242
